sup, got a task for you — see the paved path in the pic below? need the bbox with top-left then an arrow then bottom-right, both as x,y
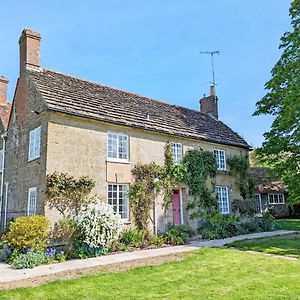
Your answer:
0,230 -> 294,283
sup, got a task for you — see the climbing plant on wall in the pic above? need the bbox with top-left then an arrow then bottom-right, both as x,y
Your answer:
227,154 -> 256,199
161,141 -> 187,208
183,149 -> 218,219
128,144 -> 220,229
128,163 -> 162,231
46,172 -> 96,217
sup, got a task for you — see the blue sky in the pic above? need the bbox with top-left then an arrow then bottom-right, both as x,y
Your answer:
0,0 -> 291,147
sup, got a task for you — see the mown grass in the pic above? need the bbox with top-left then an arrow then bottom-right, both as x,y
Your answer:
0,248 -> 299,300
275,219 -> 300,231
227,233 -> 300,259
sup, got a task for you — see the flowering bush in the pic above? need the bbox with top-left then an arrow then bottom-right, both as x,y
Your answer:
6,215 -> 49,251
77,202 -> 123,248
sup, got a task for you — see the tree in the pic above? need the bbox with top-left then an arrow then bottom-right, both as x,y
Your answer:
253,0 -> 300,203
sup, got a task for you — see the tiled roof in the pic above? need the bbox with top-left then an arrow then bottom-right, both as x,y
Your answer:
250,167 -> 286,193
28,68 -> 250,149
0,102 -> 12,130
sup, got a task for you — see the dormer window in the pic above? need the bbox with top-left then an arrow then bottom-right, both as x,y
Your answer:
214,149 -> 226,171
172,143 -> 183,162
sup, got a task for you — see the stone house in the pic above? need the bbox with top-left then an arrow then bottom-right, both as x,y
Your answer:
0,76 -> 12,226
251,167 -> 290,218
0,29 -> 251,232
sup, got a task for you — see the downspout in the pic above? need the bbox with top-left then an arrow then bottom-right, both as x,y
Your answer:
0,133 -> 7,226
4,182 -> 8,228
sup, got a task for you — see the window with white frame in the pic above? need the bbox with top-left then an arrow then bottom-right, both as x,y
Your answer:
0,149 -> 3,172
214,149 -> 226,171
215,186 -> 229,214
172,143 -> 183,162
268,194 -> 285,204
28,126 -> 41,161
27,187 -> 37,216
107,184 -> 129,219
107,133 -> 129,161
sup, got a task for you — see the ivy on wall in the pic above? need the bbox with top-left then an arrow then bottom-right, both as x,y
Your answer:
227,154 -> 256,199
128,143 -> 219,228
183,149 -> 218,219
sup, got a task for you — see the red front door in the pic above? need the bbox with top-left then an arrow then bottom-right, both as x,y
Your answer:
172,190 -> 181,225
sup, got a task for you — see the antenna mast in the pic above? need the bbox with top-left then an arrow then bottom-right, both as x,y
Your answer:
200,50 -> 220,87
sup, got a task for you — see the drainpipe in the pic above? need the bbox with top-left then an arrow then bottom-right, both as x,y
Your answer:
4,182 -> 8,228
0,133 -> 7,226
153,198 -> 157,235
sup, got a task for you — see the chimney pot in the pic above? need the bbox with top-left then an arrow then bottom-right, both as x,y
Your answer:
210,85 -> 215,96
0,76 -> 9,105
19,29 -> 41,75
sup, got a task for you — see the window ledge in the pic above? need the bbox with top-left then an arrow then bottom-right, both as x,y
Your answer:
28,157 -> 40,163
106,159 -> 131,165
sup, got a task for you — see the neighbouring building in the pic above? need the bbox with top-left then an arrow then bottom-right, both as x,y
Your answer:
251,167 -> 290,218
0,76 -> 12,226
0,29 -> 251,232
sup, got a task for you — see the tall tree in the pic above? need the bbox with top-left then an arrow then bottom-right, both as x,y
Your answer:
253,0 -> 300,203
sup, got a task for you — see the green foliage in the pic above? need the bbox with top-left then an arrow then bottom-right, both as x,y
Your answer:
0,248 -> 8,262
128,163 -> 162,231
232,198 -> 257,217
72,240 -> 108,259
50,217 -> 80,253
253,0 -> 300,204
199,213 -> 240,239
10,251 -> 42,269
163,225 -> 193,245
6,215 -> 49,251
199,212 -> 278,240
183,149 -> 218,218
46,172 -> 96,217
227,154 -> 256,199
119,229 -> 148,247
161,141 -> 187,207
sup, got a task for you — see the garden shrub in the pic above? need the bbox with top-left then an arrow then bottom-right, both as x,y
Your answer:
119,229 -> 148,247
148,235 -> 165,247
232,198 -> 257,217
77,202 -> 123,248
51,217 -> 80,253
10,251 -> 42,269
163,225 -> 192,245
198,213 -> 240,239
72,241 -> 108,259
199,212 -> 278,240
6,215 -> 49,251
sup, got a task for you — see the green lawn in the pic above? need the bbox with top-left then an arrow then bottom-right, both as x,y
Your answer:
276,219 -> 300,231
1,248 -> 300,300
228,233 -> 300,259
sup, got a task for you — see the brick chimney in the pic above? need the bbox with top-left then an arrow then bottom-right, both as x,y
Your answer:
19,29 -> 41,75
0,76 -> 8,105
199,85 -> 218,119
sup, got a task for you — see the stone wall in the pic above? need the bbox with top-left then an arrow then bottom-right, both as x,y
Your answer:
3,72 -> 48,225
45,112 -> 248,232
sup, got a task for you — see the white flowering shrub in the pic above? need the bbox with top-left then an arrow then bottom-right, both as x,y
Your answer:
77,202 -> 123,248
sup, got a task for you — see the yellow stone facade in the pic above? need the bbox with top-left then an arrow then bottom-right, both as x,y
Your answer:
45,111 -> 248,232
